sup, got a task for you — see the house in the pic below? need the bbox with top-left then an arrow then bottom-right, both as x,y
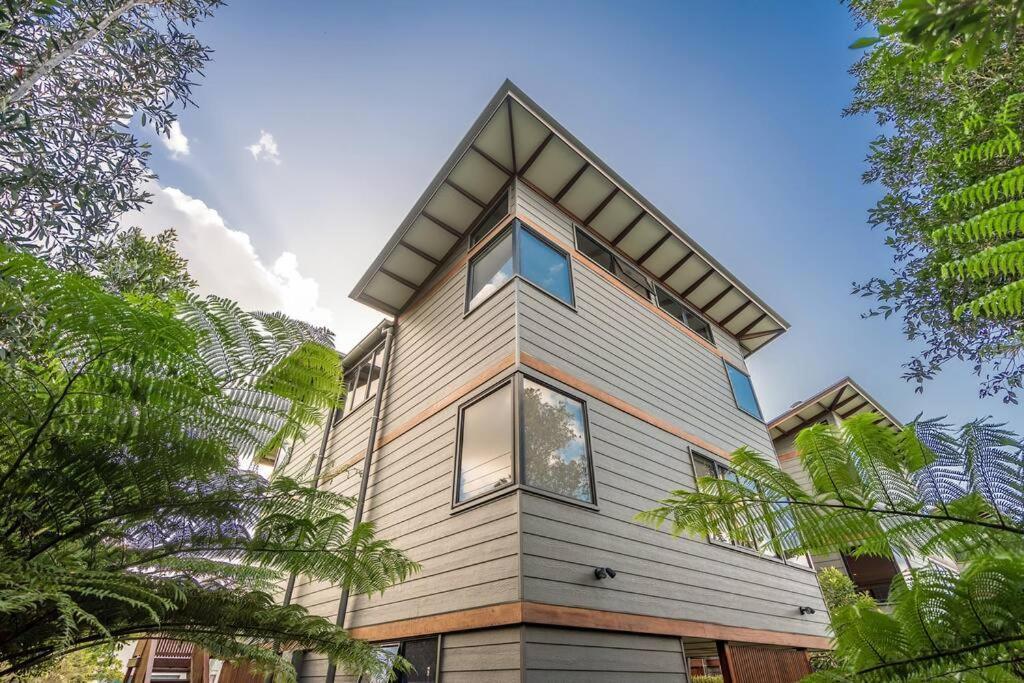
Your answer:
768,377 -> 956,603
277,80 -> 831,682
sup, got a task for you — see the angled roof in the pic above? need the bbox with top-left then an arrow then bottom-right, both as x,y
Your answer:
767,377 -> 902,442
351,79 -> 789,355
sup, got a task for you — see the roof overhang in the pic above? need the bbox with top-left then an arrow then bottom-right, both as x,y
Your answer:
351,79 -> 789,355
767,377 -> 902,441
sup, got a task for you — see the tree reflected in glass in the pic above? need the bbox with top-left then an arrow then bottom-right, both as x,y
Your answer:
521,378 -> 592,503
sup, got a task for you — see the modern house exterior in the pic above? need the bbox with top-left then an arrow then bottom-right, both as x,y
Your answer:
277,80 -> 832,683
769,378 -> 957,603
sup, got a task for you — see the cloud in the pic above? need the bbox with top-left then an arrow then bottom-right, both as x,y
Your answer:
124,183 -> 334,330
162,121 -> 190,158
246,130 -> 281,164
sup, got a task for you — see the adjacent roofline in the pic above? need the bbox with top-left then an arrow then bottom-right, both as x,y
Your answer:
341,319 -> 391,370
768,377 -> 903,432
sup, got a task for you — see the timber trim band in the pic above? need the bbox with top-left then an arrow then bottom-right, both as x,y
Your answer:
346,601 -> 831,651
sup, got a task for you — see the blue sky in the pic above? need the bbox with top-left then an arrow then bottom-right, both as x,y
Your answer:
132,1 -> 1021,430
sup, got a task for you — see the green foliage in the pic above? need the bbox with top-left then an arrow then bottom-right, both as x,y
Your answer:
23,643 -> 122,682
0,247 -> 418,680
0,0 -> 222,267
851,0 -> 1024,72
92,227 -> 197,299
847,0 -> 1024,402
640,414 -> 1024,680
691,676 -> 725,683
817,567 -> 863,613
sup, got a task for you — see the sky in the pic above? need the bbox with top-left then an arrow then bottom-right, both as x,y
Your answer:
128,0 -> 1021,430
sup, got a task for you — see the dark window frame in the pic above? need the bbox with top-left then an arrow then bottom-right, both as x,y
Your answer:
574,225 -> 717,346
688,449 -> 813,571
723,360 -> 764,421
451,372 -> 598,511
465,219 -> 576,313
357,635 -> 440,683
654,284 -> 715,344
334,342 -> 385,424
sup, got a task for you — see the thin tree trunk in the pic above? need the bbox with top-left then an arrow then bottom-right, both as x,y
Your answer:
6,0 -> 154,106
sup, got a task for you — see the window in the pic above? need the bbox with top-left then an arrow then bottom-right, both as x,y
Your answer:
456,382 -> 514,503
336,343 -> 385,422
576,228 -> 716,345
454,374 -> 596,506
467,220 -> 574,311
469,191 -> 510,246
521,377 -> 594,503
691,452 -> 810,568
359,636 -> 438,683
575,228 -> 654,300
519,227 -> 573,305
655,285 -> 713,343
468,227 -> 514,310
724,362 -> 763,420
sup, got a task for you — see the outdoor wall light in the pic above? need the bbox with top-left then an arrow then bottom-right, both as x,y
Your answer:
594,567 -> 617,580
799,606 -> 816,615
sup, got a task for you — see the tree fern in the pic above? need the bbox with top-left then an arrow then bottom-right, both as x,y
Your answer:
933,94 -> 1024,327
640,414 -> 1024,680
0,246 -> 417,680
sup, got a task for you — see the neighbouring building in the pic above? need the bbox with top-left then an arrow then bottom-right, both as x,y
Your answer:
768,377 -> 958,604
277,80 -> 832,683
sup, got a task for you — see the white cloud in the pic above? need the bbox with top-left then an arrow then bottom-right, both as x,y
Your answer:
246,130 -> 281,164
162,121 -> 190,158
124,183 -> 334,330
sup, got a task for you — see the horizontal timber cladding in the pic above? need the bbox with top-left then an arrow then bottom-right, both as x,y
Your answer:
515,361 -> 830,638
523,625 -> 686,683
513,182 -> 776,458
441,626 -> 522,683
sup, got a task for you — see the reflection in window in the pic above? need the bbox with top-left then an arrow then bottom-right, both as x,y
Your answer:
725,363 -> 763,420
359,637 -> 438,683
467,228 -> 514,310
576,228 -> 653,300
468,221 -> 574,310
521,377 -> 593,503
456,383 -> 513,502
519,228 -> 573,305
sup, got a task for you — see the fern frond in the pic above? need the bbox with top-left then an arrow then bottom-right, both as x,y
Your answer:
932,199 -> 1024,243
942,238 -> 1024,280
940,164 -> 1024,212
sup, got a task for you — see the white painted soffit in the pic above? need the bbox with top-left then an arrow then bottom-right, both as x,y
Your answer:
767,377 -> 902,441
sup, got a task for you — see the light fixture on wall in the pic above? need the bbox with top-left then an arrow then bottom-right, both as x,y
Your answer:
594,567 -> 617,580
799,606 -> 816,615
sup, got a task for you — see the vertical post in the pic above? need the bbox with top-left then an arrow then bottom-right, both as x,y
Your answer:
717,640 -> 737,683
325,325 -> 395,683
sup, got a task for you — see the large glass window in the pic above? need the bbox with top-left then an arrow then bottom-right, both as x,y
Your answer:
467,221 -> 574,310
467,228 -> 514,310
725,362 -> 763,420
456,383 -> 514,503
655,285 -> 713,343
454,374 -> 596,506
692,453 -> 810,568
336,343 -> 386,422
519,228 -> 573,305
521,377 -> 594,503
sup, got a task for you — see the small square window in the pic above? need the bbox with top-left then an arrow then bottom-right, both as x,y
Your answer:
519,227 -> 574,306
469,192 -> 509,246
